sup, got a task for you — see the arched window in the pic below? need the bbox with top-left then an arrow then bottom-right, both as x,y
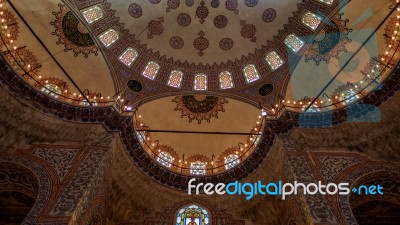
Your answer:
190,161 -> 206,175
253,135 -> 261,146
219,71 -> 234,89
142,61 -> 160,80
41,84 -> 61,98
119,47 -> 138,67
341,90 -> 359,104
302,105 -> 320,113
225,154 -> 239,170
194,74 -> 208,90
81,5 -> 104,24
176,204 -> 210,225
302,11 -> 323,30
168,70 -> 184,88
136,131 -> 145,144
367,64 -> 382,81
79,99 -> 98,106
265,51 -> 284,71
243,64 -> 260,83
98,28 -> 119,47
284,34 -> 305,53
317,0 -> 334,5
157,151 -> 174,168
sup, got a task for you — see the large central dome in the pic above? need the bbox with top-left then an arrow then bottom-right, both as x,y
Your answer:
110,0 -> 301,65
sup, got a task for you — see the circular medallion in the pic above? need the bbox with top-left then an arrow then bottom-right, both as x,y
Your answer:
259,84 -> 274,96
241,24 -> 256,39
172,95 -> 228,123
245,0 -> 258,7
62,11 -> 95,47
219,38 -> 234,51
148,20 -> 163,36
169,36 -> 184,49
185,0 -> 194,7
211,0 -> 220,8
177,13 -> 191,27
128,3 -> 143,18
304,14 -> 352,65
315,20 -> 340,55
214,15 -> 228,28
262,8 -> 276,23
127,80 -> 142,92
194,37 -> 209,51
225,0 -> 238,12
183,95 -> 218,113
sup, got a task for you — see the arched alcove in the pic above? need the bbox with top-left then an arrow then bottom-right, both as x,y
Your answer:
336,163 -> 400,225
0,162 -> 39,224
0,155 -> 52,224
349,171 -> 400,225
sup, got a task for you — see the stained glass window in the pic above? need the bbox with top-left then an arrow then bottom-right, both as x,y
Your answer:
168,70 -> 184,88
253,135 -> 261,146
119,47 -> 138,67
176,205 -> 210,225
81,5 -> 104,24
136,131 -> 145,144
317,0 -> 334,5
341,90 -> 359,104
265,51 -> 284,71
219,71 -> 234,89
98,29 -> 119,47
41,84 -> 61,98
225,154 -> 240,170
190,161 -> 206,175
243,64 -> 260,83
302,11 -> 323,30
284,34 -> 305,53
365,64 -> 382,83
157,151 -> 173,168
194,74 -> 207,90
142,61 -> 160,80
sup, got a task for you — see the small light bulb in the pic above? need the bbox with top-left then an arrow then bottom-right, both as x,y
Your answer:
261,111 -> 267,117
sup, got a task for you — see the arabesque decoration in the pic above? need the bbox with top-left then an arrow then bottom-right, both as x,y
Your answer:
51,4 -> 98,57
304,13 -> 352,65
172,95 -> 228,124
